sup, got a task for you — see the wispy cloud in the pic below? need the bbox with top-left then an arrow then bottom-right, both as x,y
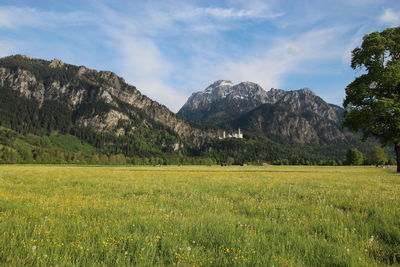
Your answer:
175,7 -> 284,20
379,8 -> 400,26
0,6 -> 91,29
106,28 -> 187,111
341,26 -> 370,65
1,0 -> 398,111
94,1 -> 285,111
342,0 -> 384,5
214,27 -> 346,90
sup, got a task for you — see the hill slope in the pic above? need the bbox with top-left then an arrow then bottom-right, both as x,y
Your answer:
0,55 -> 219,155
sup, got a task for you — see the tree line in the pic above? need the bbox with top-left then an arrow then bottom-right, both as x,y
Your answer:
0,144 -> 394,166
345,147 -> 394,166
0,146 -> 218,165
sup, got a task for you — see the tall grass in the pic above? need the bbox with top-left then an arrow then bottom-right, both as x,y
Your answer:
0,165 -> 399,266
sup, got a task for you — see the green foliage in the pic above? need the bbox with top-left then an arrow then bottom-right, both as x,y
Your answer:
41,100 -> 72,134
346,148 -> 364,165
71,126 -> 180,157
225,156 -> 235,165
109,154 -> 126,165
199,137 -> 368,165
0,127 -> 94,164
0,86 -> 41,135
0,147 -> 21,163
0,86 -> 72,136
41,135 -> 96,153
343,27 -> 400,171
0,126 -> 220,165
367,147 -> 388,166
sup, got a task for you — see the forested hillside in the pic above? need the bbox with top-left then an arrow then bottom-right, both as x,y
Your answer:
0,55 -> 391,165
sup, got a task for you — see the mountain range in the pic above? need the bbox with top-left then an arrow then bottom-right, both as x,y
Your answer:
0,55 -> 374,164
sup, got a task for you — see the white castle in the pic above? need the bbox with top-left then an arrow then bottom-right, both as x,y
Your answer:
220,128 -> 243,139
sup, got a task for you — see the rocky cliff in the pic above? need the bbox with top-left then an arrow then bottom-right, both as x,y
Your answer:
179,80 -> 350,144
222,88 -> 347,143
0,55 -> 219,147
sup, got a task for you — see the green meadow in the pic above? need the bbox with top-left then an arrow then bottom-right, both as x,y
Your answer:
0,165 -> 399,266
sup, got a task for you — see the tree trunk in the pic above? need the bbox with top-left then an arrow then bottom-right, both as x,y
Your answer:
395,144 -> 400,173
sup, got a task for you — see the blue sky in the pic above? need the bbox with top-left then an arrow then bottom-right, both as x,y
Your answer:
0,0 -> 399,111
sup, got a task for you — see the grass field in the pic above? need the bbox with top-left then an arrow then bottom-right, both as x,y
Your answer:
0,165 -> 399,266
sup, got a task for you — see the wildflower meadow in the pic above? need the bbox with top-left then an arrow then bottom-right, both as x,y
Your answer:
0,165 -> 399,266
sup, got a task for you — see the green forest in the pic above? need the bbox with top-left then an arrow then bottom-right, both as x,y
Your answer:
0,125 -> 395,166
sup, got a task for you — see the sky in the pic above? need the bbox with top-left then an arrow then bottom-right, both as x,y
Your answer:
0,0 -> 399,111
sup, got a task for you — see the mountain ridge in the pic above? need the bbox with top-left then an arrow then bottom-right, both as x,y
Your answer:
179,80 -> 349,144
0,55 -> 220,149
0,55 -> 386,164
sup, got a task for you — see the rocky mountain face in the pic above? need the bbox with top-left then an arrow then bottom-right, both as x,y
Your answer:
177,80 -> 279,124
222,89 -> 347,143
179,80 -> 349,144
0,55 -> 219,148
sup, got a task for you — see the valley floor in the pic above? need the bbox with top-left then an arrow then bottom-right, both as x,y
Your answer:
0,165 -> 399,266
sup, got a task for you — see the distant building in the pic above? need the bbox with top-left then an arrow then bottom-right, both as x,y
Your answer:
220,128 -> 243,139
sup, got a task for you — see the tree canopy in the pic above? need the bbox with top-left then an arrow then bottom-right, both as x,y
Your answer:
367,147 -> 388,166
343,27 -> 400,172
346,148 -> 364,166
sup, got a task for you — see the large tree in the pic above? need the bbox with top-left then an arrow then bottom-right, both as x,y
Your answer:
343,27 -> 400,172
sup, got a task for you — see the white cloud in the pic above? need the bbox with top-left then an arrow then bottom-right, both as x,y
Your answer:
0,6 -> 40,28
213,27 -> 345,90
342,0 -> 383,4
96,0 -> 349,110
202,7 -> 261,19
0,1 -> 380,110
0,6 -> 91,29
133,80 -> 188,112
176,7 -> 284,20
379,8 -> 400,26
104,26 -> 187,112
95,2 -> 283,111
